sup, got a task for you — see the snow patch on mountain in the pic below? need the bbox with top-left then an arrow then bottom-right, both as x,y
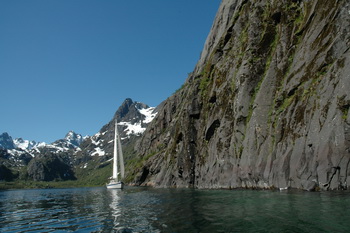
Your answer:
90,132 -> 103,146
13,138 -> 43,151
91,147 -> 105,156
8,148 -> 32,158
119,105 -> 157,137
119,121 -> 145,136
138,106 -> 157,124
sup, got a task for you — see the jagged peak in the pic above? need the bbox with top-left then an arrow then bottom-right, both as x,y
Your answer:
13,138 -> 38,151
0,132 -> 16,150
0,132 -> 11,137
64,130 -> 82,140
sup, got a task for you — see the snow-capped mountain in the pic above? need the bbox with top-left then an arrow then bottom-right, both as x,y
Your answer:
50,131 -> 84,151
0,131 -> 84,162
1,99 -> 156,160
65,131 -> 85,147
1,98 -> 157,182
0,133 -> 46,151
13,138 -> 44,151
27,131 -> 84,155
77,98 -> 157,157
2,131 -> 84,153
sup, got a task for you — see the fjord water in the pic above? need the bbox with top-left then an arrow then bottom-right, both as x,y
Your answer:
0,187 -> 349,232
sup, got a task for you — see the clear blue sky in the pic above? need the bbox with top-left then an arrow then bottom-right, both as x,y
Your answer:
0,0 -> 220,143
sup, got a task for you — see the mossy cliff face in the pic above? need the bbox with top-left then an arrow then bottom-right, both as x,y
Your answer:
134,0 -> 350,190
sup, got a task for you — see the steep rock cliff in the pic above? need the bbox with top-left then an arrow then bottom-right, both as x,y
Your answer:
134,0 -> 350,190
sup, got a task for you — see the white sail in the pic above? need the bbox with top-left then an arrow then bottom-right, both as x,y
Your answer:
117,129 -> 125,179
112,121 -> 118,180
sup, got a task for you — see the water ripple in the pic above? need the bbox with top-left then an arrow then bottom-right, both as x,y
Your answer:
0,187 -> 350,232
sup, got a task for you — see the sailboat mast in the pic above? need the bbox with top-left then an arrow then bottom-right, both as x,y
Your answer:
112,120 -> 118,180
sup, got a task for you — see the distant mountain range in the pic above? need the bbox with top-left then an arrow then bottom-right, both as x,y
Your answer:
0,98 -> 157,183
0,131 -> 83,156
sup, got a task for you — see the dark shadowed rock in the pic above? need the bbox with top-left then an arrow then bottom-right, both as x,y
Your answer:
0,164 -> 15,181
27,153 -> 76,181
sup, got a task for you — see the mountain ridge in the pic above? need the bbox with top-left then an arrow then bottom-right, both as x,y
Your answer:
0,98 -> 157,184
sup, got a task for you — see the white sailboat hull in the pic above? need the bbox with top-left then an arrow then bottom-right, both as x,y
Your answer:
106,181 -> 124,189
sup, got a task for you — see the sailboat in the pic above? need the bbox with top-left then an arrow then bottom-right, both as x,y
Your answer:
106,120 -> 125,189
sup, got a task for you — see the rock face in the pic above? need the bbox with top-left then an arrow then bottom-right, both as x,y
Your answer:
26,153 -> 76,181
134,0 -> 350,190
0,133 -> 16,150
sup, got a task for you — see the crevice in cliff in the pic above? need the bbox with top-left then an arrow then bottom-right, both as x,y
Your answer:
323,166 -> 341,190
188,117 -> 198,187
176,133 -> 183,144
138,167 -> 149,185
344,158 -> 350,189
189,98 -> 202,119
205,120 -> 221,141
323,152 -> 349,190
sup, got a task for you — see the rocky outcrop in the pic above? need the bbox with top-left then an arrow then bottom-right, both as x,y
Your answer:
0,164 -> 15,181
134,0 -> 350,190
26,153 -> 76,181
0,133 -> 16,150
0,148 -> 32,168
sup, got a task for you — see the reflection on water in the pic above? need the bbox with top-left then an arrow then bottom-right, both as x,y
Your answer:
109,189 -> 121,229
108,188 -> 164,232
0,187 -> 350,232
